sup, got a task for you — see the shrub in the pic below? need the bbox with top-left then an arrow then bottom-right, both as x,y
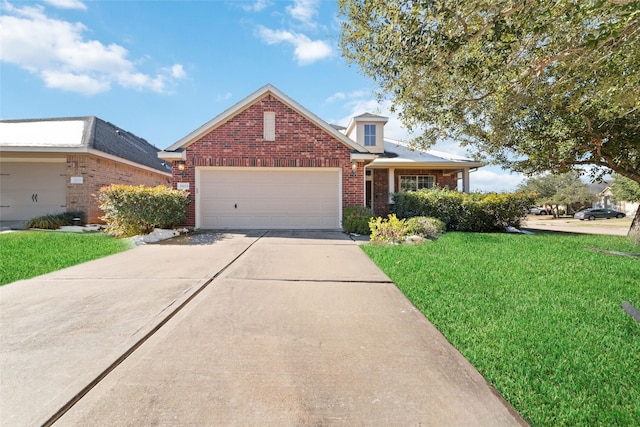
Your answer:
369,214 -> 408,243
392,188 -> 535,232
98,185 -> 190,238
342,206 -> 374,234
405,216 -> 446,239
558,208 -> 566,216
25,211 -> 86,230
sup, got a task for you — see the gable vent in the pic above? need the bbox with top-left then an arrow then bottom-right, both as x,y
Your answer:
264,111 -> 275,141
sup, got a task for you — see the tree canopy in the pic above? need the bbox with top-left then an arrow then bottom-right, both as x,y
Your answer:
338,0 -> 640,183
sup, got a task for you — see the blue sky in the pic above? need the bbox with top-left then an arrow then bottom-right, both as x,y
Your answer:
1,0 -> 524,191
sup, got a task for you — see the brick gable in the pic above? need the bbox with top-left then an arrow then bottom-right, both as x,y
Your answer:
177,94 -> 364,226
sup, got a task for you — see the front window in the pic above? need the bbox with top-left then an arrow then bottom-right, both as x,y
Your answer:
364,124 -> 376,146
399,175 -> 435,192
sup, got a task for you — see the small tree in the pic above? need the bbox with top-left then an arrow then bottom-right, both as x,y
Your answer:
517,172 -> 597,215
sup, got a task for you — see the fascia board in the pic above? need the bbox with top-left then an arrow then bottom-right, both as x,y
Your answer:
157,150 -> 186,161
0,146 -> 88,153
368,159 -> 485,168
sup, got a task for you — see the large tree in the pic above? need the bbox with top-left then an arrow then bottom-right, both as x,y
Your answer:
339,0 -> 640,238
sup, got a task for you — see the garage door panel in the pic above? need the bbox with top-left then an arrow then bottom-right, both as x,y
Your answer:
199,168 -> 340,229
0,162 -> 66,221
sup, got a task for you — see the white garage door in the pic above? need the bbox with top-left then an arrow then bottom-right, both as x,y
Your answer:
198,168 -> 341,229
0,161 -> 67,221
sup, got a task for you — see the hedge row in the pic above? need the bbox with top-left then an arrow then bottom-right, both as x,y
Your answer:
98,185 -> 190,237
392,188 -> 535,232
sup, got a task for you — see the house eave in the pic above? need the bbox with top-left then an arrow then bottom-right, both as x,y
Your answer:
366,160 -> 485,169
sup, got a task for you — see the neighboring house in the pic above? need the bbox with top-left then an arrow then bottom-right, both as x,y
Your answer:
0,117 -> 172,223
593,185 -> 639,216
158,84 -> 483,229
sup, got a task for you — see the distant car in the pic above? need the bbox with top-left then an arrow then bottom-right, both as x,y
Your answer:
529,206 -> 549,215
574,208 -> 626,220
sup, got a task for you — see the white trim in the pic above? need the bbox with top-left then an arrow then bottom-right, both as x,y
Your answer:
388,167 -> 395,204
350,152 -> 377,161
0,157 -> 66,163
157,151 -> 186,161
162,84 -> 368,154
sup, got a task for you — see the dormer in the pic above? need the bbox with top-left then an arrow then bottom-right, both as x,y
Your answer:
345,113 -> 388,154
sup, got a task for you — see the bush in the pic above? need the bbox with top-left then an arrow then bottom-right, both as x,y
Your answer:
393,188 -> 535,232
98,185 -> 190,238
25,211 -> 86,229
558,208 -> 566,216
369,214 -> 408,243
405,216 -> 446,239
343,206 -> 374,234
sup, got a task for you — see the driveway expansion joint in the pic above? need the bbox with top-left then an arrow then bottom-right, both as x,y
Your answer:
41,231 -> 269,426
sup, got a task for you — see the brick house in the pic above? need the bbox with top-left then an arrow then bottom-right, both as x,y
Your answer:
158,84 -> 482,229
0,117 -> 172,224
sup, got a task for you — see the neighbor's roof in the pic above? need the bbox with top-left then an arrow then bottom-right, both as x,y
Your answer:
0,117 -> 171,174
367,138 -> 484,168
160,84 -> 368,157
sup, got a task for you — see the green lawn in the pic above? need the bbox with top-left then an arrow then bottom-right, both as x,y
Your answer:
0,231 -> 132,286
362,232 -> 640,426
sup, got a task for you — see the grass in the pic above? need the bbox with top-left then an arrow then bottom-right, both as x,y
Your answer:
0,231 -> 132,286
362,232 -> 640,426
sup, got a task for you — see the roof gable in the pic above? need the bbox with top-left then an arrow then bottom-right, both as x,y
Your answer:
162,84 -> 367,153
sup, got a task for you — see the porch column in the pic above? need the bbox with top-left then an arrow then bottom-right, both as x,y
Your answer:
388,167 -> 395,203
462,168 -> 470,193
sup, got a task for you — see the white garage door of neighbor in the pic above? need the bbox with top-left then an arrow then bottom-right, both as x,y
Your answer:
199,168 -> 341,229
0,162 -> 67,221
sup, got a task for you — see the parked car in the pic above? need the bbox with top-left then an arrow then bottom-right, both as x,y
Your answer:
529,206 -> 549,215
574,208 -> 626,220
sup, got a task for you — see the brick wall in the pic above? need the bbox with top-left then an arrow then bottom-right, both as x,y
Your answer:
372,168 -> 390,216
67,154 -> 171,223
176,94 -> 363,227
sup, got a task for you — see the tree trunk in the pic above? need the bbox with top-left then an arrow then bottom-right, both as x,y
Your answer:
629,207 -> 640,245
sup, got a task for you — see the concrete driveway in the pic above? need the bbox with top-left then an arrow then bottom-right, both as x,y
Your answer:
1,231 -> 527,426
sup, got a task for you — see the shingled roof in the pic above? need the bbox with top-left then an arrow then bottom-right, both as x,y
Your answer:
0,116 -> 171,174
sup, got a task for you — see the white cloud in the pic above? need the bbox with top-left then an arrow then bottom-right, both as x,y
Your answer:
0,2 -> 186,95
325,92 -> 346,103
42,0 -> 87,10
169,64 -> 187,79
256,26 -> 332,65
216,91 -> 233,102
41,70 -> 109,94
286,0 -> 319,28
241,0 -> 270,12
